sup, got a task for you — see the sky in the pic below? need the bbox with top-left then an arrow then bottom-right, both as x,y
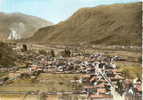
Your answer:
0,0 -> 141,24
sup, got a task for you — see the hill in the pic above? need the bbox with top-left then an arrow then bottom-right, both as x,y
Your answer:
0,13 -> 52,41
31,2 -> 142,46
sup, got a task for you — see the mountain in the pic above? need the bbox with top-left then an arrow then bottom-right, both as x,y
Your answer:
31,2 -> 142,46
0,13 -> 53,41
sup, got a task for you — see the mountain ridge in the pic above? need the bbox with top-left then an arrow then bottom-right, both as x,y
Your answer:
29,2 -> 142,46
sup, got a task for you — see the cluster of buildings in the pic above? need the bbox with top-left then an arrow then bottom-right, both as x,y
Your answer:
0,45 -> 142,100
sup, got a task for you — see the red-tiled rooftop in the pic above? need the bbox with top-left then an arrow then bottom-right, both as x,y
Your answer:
94,83 -> 107,88
110,75 -> 124,80
97,88 -> 107,93
84,86 -> 95,89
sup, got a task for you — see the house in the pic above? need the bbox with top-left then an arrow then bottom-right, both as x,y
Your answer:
97,88 -> 107,94
110,74 -> 124,81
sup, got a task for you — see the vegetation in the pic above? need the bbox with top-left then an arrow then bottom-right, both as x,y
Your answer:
39,49 -> 47,55
0,74 -> 83,92
0,72 -> 8,77
62,48 -> 71,57
0,42 -> 16,67
50,49 -> 55,57
119,66 -> 142,79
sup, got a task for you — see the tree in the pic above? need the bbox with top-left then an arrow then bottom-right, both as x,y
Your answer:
22,44 -> 27,52
64,48 -> 71,57
50,49 -> 55,57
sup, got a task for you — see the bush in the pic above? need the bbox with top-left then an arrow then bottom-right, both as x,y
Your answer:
39,49 -> 47,55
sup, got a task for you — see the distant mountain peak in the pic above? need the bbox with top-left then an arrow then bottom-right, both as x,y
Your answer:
0,12 -> 53,41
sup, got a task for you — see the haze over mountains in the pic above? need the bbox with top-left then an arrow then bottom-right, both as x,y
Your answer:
0,13 -> 52,41
30,2 -> 142,46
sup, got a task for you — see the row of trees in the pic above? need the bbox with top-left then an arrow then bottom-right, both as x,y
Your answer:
39,48 -> 72,57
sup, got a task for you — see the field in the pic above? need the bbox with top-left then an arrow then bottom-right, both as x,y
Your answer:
0,94 -> 39,100
0,94 -> 88,100
0,74 -> 82,92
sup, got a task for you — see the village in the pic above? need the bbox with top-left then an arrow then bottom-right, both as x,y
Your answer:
0,43 -> 142,100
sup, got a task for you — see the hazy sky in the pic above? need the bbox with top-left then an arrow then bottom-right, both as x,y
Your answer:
0,0 -> 141,23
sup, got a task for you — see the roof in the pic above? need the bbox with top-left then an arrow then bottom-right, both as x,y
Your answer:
110,75 -> 124,80
81,74 -> 90,78
84,86 -> 95,89
90,76 -> 97,82
97,88 -> 107,93
95,83 -> 106,88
